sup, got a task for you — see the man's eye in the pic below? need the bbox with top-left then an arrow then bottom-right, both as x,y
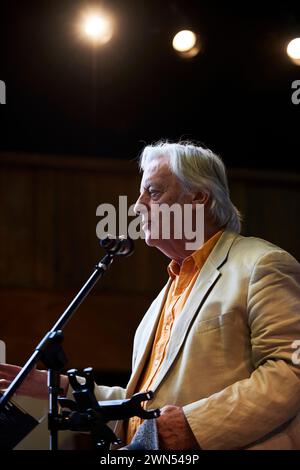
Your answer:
150,191 -> 160,198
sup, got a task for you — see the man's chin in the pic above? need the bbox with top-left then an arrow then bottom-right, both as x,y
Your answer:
144,235 -> 156,247
144,231 -> 160,247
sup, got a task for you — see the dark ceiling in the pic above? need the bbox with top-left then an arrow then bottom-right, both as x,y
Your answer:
1,0 -> 300,170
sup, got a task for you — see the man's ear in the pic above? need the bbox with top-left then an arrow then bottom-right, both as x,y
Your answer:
192,191 -> 209,206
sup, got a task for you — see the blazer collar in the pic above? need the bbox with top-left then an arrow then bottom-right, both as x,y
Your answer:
208,229 -> 240,269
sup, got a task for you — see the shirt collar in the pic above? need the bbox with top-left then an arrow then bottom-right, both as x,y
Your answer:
167,229 -> 224,280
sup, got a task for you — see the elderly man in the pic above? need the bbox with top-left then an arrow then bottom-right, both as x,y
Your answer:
1,141 -> 300,449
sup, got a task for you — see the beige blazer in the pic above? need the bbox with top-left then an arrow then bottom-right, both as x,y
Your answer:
94,231 -> 300,449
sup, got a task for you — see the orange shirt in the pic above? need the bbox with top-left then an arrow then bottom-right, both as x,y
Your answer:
126,230 -> 223,444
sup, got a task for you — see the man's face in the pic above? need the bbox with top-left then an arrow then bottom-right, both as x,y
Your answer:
134,155 -> 194,250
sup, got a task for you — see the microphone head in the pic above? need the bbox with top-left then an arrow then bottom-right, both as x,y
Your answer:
100,236 -> 134,257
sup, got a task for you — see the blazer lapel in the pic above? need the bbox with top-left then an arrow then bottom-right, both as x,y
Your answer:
126,280 -> 171,396
149,230 -> 239,393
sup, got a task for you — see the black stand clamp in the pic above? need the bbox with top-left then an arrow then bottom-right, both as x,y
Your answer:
56,367 -> 160,450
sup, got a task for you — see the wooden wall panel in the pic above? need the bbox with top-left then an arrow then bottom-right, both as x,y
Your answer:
0,154 -> 168,294
0,288 -> 153,372
0,152 -> 299,372
229,170 -> 300,261
34,169 -> 56,289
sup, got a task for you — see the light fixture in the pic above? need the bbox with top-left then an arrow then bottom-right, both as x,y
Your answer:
172,30 -> 201,58
80,10 -> 114,45
287,37 -> 300,65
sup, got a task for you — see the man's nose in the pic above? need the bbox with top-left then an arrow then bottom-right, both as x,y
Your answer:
134,195 -> 148,216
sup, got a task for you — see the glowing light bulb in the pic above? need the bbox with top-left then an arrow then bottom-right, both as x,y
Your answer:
173,30 -> 197,52
172,30 -> 201,58
287,38 -> 300,65
82,13 -> 113,44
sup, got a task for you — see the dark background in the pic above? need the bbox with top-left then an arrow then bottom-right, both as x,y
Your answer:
1,0 -> 300,169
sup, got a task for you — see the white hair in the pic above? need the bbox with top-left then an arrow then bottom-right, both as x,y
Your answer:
139,140 -> 242,233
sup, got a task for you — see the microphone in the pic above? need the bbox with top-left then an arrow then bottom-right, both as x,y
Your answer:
100,236 -> 134,257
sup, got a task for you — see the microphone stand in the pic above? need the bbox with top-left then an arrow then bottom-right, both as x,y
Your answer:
0,239 -> 132,450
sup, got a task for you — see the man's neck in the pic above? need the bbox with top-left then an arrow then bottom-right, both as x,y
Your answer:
173,225 -> 223,265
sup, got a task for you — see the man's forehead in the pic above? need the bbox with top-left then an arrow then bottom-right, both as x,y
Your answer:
140,158 -> 172,187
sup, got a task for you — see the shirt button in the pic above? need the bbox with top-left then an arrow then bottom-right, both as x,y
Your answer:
165,324 -> 170,330
154,359 -> 159,366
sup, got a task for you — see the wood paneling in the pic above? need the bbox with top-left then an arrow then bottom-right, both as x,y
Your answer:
0,152 -> 299,371
0,153 -> 168,294
229,169 -> 300,261
0,288 -> 153,372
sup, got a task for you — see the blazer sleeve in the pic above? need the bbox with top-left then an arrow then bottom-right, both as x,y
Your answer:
183,250 -> 300,449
